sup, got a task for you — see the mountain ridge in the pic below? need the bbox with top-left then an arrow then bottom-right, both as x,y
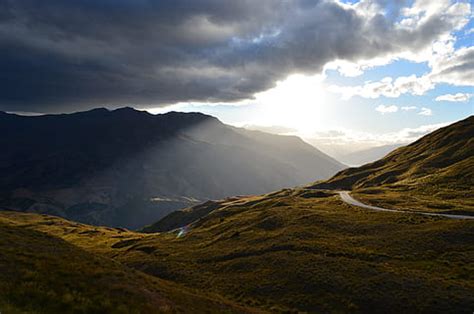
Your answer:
311,115 -> 473,190
0,107 -> 345,229
147,115 -> 474,232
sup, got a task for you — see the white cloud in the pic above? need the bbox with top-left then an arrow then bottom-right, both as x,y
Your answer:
400,1 -> 470,30
328,10 -> 474,102
322,0 -> 471,81
329,75 -> 435,100
324,57 -> 398,78
395,122 -> 447,140
435,93 -> 473,102
306,122 -> 451,148
430,46 -> 474,87
329,44 -> 474,100
401,106 -> 417,111
418,107 -> 433,116
375,104 -> 399,114
325,60 -> 364,77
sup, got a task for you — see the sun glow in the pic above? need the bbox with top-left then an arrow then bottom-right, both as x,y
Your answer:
146,73 -> 331,136
252,74 -> 328,135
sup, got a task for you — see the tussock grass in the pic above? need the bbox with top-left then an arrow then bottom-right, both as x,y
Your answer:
0,212 -> 260,313
5,189 -> 472,313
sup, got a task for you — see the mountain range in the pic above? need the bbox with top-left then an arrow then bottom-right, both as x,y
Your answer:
1,116 -> 472,313
336,143 -> 406,166
0,107 -> 344,229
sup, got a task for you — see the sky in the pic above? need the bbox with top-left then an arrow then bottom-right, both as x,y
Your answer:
1,0 -> 473,153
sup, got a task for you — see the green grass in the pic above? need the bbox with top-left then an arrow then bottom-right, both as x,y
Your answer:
353,185 -> 474,215
0,213 -> 258,314
3,188 -> 473,313
310,115 -> 474,217
312,116 -> 473,192
117,191 -> 474,313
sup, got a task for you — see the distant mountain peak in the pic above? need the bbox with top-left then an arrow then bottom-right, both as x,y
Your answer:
111,106 -> 147,115
113,106 -> 135,112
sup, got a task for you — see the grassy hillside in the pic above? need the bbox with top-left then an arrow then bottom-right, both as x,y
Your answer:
313,115 -> 473,190
312,115 -> 474,214
3,189 -> 473,313
0,212 -> 256,313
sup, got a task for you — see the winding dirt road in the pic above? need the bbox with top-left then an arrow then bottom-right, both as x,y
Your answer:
339,191 -> 474,220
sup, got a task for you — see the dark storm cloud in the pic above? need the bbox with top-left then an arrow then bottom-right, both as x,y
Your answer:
0,0 -> 467,112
